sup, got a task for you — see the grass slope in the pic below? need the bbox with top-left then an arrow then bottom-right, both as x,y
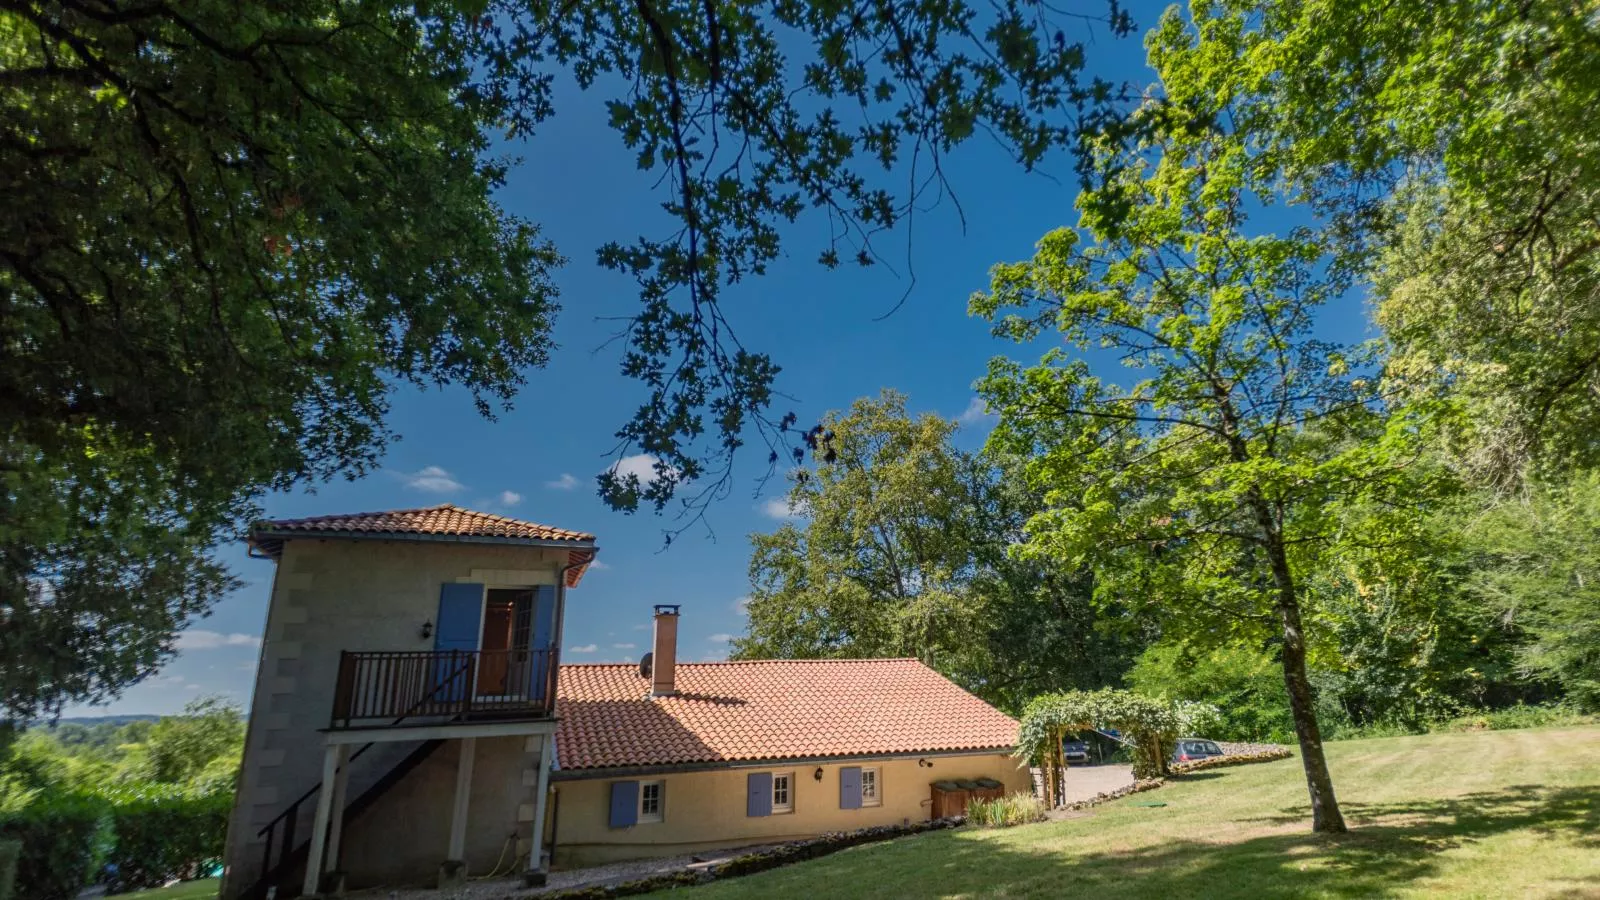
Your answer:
115,878 -> 219,900
646,728 -> 1600,899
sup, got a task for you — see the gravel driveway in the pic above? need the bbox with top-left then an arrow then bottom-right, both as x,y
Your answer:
1030,763 -> 1137,804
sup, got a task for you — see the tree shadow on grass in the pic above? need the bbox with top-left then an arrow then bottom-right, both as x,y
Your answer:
898,783 -> 1600,899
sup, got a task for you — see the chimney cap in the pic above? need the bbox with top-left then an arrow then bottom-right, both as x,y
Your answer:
654,604 -> 681,616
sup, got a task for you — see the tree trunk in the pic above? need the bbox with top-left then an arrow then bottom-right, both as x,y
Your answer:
1271,549 -> 1348,833
1239,475 -> 1348,834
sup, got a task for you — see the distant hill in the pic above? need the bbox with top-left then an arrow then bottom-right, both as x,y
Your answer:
32,714 -> 160,728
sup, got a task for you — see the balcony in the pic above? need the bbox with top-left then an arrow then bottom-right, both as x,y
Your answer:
329,648 -> 558,730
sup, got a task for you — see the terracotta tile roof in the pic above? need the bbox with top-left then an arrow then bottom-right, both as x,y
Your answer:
554,659 -> 1019,772
249,504 -> 597,585
256,504 -> 595,542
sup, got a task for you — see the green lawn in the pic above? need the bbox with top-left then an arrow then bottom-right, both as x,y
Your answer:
645,727 -> 1600,899
115,878 -> 219,900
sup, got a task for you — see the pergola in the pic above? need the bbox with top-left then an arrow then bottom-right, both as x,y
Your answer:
1016,689 -> 1181,806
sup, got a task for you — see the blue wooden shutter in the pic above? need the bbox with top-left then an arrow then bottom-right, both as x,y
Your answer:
532,585 -> 557,649
435,584 -> 483,650
839,766 -> 863,809
609,781 -> 639,828
433,584 -> 483,701
529,585 -> 557,703
746,772 -> 772,817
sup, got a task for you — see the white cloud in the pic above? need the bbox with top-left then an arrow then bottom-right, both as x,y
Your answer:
633,624 -> 649,631
760,497 -> 805,520
497,490 -> 522,507
569,644 -> 598,653
957,396 -> 995,426
587,560 -> 611,571
612,643 -> 637,650
399,465 -> 464,493
605,453 -> 678,485
733,596 -> 751,614
708,633 -> 735,644
178,630 -> 262,651
545,473 -> 580,491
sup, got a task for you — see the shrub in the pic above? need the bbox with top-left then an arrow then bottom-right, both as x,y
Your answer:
966,792 -> 1047,828
1174,701 -> 1224,738
0,839 -> 19,900
1437,702 -> 1595,733
1325,718 -> 1423,741
0,792 -> 112,900
100,785 -> 232,893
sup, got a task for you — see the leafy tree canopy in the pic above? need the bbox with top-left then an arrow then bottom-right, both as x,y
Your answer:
966,0 -> 1460,827
1462,473 -> 1600,710
1,0 -> 1135,718
1128,642 -> 1295,743
734,390 -> 1142,711
1133,0 -> 1600,488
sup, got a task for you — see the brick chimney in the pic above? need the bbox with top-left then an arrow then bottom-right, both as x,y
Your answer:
651,604 -> 680,697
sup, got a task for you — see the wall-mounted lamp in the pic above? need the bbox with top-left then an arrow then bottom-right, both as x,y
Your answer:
813,767 -> 824,782
419,619 -> 434,641
917,758 -> 932,768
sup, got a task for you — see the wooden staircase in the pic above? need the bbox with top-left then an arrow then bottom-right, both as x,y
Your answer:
242,738 -> 444,899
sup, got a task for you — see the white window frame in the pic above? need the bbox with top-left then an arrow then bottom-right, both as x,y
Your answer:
638,779 -> 665,824
860,766 -> 881,807
771,771 -> 795,814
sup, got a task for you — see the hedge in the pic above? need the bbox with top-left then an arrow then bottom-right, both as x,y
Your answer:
0,793 -> 113,900
100,786 -> 232,893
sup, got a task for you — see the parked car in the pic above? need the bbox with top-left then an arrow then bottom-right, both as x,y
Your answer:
1171,738 -> 1225,764
1063,737 -> 1091,764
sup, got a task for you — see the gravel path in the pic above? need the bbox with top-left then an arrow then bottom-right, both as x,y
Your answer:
1061,764 -> 1136,803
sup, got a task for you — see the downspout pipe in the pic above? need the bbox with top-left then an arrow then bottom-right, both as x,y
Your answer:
552,548 -> 596,676
527,548 -> 593,884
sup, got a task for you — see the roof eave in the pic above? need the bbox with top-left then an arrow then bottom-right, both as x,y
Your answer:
247,528 -> 598,560
549,745 -> 1018,782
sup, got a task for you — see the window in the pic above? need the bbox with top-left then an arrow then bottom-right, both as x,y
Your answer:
772,772 -> 794,814
638,780 -> 664,823
860,767 -> 881,807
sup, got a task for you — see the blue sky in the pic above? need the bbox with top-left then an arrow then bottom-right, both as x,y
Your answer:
67,4 -> 1377,717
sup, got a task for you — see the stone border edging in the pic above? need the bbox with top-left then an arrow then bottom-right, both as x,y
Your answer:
501,818 -> 966,900
1170,747 -> 1293,775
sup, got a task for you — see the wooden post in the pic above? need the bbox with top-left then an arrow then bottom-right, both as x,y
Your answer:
325,748 -> 352,875
523,733 -> 554,886
303,743 -> 346,896
448,737 -> 477,862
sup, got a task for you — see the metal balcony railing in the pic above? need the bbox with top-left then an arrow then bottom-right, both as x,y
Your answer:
329,648 -> 558,729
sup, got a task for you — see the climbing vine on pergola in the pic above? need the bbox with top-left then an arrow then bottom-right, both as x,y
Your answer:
1017,689 -> 1182,803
